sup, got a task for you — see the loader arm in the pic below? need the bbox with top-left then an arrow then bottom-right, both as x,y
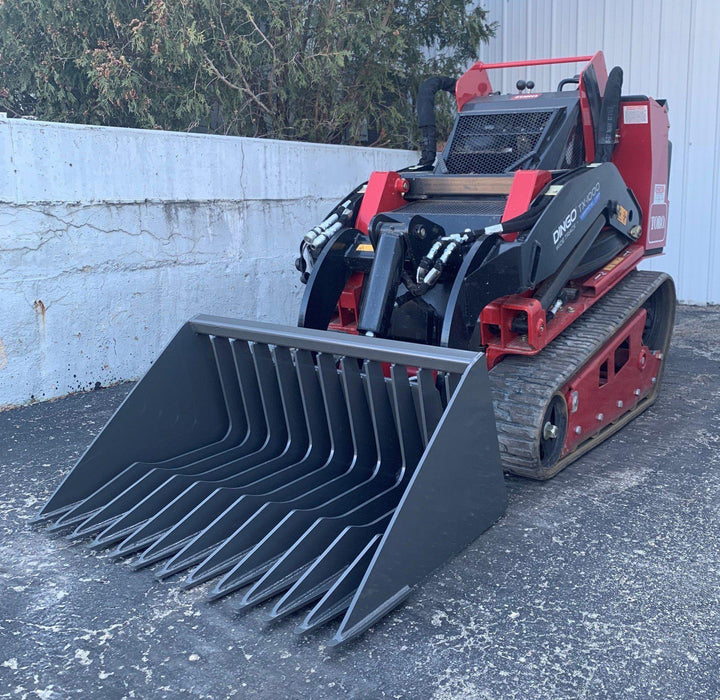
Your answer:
441,162 -> 640,348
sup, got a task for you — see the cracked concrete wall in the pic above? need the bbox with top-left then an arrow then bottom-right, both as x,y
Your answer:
0,116 -> 416,408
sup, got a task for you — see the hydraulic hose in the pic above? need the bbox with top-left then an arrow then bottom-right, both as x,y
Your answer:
595,66 -> 623,163
417,76 -> 457,167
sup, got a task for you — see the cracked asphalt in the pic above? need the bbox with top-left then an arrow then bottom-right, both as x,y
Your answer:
1,305 -> 719,699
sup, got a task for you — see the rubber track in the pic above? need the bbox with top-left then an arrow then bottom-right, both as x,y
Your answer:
489,270 -> 672,479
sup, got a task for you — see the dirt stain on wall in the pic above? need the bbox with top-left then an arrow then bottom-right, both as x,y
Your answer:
33,299 -> 47,336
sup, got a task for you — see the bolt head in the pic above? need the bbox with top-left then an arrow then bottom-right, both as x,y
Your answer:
596,413 -> 604,421
617,400 -> 623,408
543,421 -> 559,440
575,426 -> 582,435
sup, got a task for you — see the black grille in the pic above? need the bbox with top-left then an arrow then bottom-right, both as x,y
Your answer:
561,122 -> 585,168
446,110 -> 554,174
398,198 -> 507,217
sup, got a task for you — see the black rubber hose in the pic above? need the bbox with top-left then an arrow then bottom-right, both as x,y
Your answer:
595,66 -> 623,163
417,76 -> 456,167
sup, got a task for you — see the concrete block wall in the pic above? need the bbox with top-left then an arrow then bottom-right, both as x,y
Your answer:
0,116 -> 415,408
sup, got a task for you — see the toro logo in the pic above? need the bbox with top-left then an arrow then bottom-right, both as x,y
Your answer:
651,214 -> 666,230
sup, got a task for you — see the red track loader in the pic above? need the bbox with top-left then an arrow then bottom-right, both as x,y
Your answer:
36,52 -> 675,646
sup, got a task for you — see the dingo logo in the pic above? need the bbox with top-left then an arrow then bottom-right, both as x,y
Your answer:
553,209 -> 578,245
651,215 -> 666,230
552,183 -> 601,247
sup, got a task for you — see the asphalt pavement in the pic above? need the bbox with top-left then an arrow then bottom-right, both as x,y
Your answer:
1,304 -> 719,699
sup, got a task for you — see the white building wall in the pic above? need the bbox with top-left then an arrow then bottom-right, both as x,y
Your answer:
0,117 -> 415,408
478,0 -> 720,305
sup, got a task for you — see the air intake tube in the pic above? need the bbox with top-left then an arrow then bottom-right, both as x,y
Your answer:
595,66 -> 623,163
417,76 -> 457,167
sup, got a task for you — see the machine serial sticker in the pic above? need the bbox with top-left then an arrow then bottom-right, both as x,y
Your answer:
356,243 -> 374,252
623,105 -> 648,124
653,184 -> 666,205
511,93 -> 540,99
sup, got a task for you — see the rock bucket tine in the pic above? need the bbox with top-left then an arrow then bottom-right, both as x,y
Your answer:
43,336 -> 248,532
416,368 -> 444,445
79,341 -> 293,548
159,353 -> 360,586
240,509 -> 396,613
206,358 -> 405,600
35,331 -> 240,524
330,355 -> 506,646
258,365 -> 423,620
64,338 -> 270,540
121,347 -> 331,564
103,345 -> 314,556
295,534 -> 383,636
176,354 -> 378,589
133,350 -> 342,571
268,512 -> 393,621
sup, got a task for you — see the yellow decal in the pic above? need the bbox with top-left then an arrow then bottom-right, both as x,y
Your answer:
356,243 -> 374,252
602,256 -> 624,272
616,205 -> 629,226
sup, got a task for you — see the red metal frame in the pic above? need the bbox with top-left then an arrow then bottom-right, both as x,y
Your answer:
481,245 -> 645,367
456,54 -> 599,104
611,99 -> 670,252
578,52 -> 608,163
455,64 -> 493,112
355,171 -> 407,234
561,307 -> 662,454
500,169 -> 552,240
328,271 -> 364,335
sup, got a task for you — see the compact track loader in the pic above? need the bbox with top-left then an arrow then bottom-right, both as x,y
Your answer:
36,53 -> 676,646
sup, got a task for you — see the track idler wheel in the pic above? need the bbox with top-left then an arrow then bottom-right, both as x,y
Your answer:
539,394 -> 568,469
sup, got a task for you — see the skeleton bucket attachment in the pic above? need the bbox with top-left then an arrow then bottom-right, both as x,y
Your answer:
37,316 -> 506,645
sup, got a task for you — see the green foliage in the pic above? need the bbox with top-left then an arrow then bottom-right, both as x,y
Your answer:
0,0 -> 495,147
